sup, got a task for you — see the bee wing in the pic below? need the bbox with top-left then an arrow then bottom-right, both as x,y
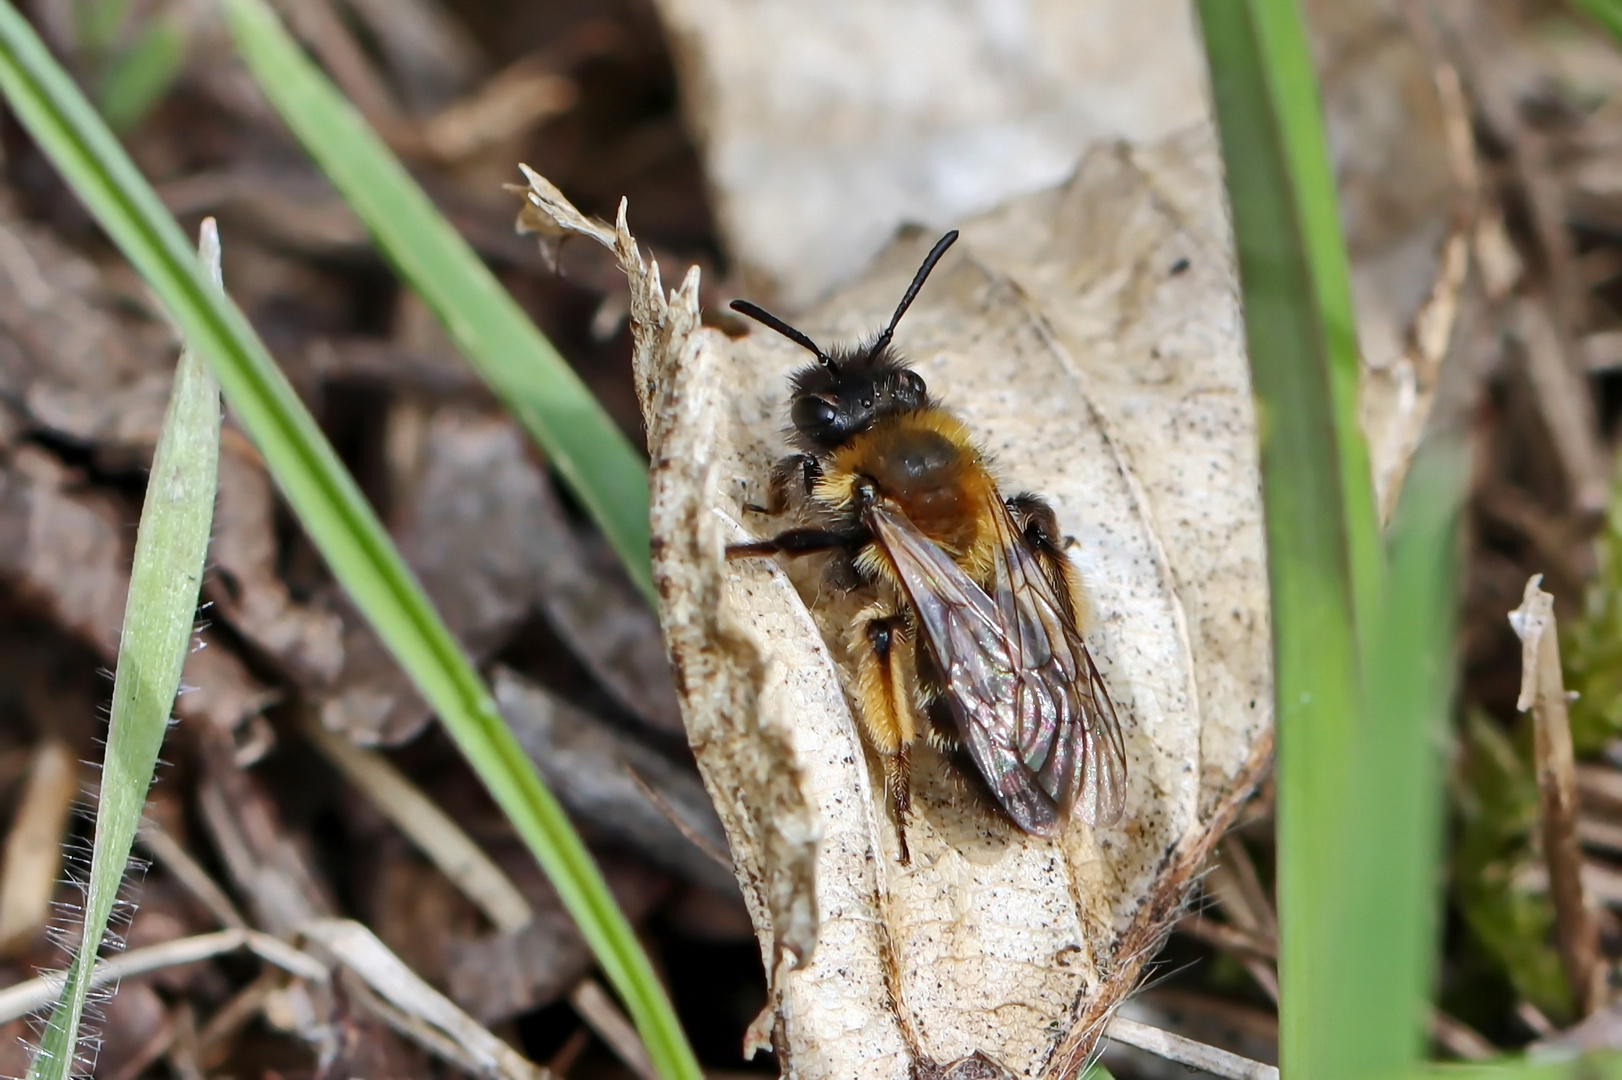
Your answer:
867,498 -> 1128,833
983,498 -> 1127,829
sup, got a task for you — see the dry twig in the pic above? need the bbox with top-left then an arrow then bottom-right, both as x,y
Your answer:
301,713 -> 533,933
0,929 -> 327,1023
569,979 -> 659,1080
1515,302 -> 1611,517
1175,915 -> 1276,961
1431,1010 -> 1498,1062
138,822 -> 248,930
1201,842 -> 1280,1001
0,739 -> 79,954
1104,1016 -> 1277,1080
1510,575 -> 1604,1015
299,918 -> 550,1080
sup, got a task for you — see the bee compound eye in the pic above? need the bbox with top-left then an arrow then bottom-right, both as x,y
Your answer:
792,394 -> 840,433
899,369 -> 926,400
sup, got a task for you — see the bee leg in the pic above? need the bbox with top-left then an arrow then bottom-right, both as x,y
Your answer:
888,745 -> 912,866
1006,491 -> 1092,627
850,605 -> 918,865
745,454 -> 822,514
1006,492 -> 1062,547
726,527 -> 863,560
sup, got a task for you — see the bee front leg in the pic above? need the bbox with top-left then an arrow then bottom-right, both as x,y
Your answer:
745,453 -> 822,514
849,603 -> 918,865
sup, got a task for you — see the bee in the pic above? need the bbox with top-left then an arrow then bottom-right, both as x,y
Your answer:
726,231 -> 1127,863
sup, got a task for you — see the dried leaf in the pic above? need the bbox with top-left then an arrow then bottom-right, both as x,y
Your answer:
301,918 -> 549,1080
209,443 -> 345,689
196,730 -> 336,935
493,667 -> 732,894
0,211 -> 173,452
444,848 -> 667,1025
0,446 -> 276,730
1306,0 -> 1476,521
320,403 -> 677,742
650,0 -> 1208,308
518,122 -> 1271,1078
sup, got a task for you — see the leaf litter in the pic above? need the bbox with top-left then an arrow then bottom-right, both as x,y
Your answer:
517,119 -> 1272,1077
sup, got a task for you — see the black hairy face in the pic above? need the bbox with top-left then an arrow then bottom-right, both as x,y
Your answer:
788,342 -> 930,450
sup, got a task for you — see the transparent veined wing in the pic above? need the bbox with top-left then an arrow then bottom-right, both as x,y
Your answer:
865,496 -> 1126,834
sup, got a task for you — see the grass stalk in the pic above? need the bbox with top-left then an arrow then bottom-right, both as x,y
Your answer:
26,222 -> 223,1080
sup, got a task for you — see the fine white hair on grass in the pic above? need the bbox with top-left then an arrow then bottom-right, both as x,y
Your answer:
24,989 -> 105,1079
26,803 -> 157,1077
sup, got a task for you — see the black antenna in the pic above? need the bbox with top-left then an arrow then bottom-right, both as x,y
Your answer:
871,230 -> 959,355
729,300 -> 835,369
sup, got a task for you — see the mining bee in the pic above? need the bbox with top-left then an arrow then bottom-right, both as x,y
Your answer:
727,231 -> 1127,863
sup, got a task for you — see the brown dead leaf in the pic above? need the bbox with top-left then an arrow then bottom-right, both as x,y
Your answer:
0,740 -> 78,956
493,666 -> 732,894
320,403 -> 677,743
517,122 -> 1271,1078
659,0 -> 1484,523
196,728 -> 337,935
0,446 -> 276,731
0,212 -> 173,452
1308,0 -> 1478,521
209,443 -> 345,690
444,847 -> 668,1025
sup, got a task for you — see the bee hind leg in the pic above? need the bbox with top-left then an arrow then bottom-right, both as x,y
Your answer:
1006,491 -> 1092,627
850,604 -> 918,865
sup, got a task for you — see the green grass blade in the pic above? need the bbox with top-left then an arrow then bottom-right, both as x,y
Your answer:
27,222 -> 223,1080
1570,0 -> 1622,43
0,8 -> 698,1077
98,16 -> 189,133
1350,438 -> 1470,1065
1196,0 -> 1391,1076
1404,1061 -> 1622,1080
221,0 -> 654,605
1252,4 -> 1381,620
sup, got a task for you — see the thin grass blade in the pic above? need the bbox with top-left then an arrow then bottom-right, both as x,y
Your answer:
26,222 -> 223,1080
0,8 -> 698,1077
1196,0 -> 1395,1076
1352,437 -> 1470,1064
221,0 -> 654,604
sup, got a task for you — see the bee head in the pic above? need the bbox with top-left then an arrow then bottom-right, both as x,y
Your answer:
729,230 -> 958,450
784,347 -> 928,447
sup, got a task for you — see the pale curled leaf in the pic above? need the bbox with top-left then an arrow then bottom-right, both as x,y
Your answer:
516,127 -> 1272,1079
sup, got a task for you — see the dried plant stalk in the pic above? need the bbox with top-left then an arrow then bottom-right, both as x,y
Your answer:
1510,574 -> 1603,1016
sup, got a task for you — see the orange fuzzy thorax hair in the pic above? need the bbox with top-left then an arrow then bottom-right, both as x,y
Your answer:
817,408 -> 1000,586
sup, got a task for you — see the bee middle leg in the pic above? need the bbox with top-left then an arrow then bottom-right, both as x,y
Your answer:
726,526 -> 864,560
849,602 -> 919,865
